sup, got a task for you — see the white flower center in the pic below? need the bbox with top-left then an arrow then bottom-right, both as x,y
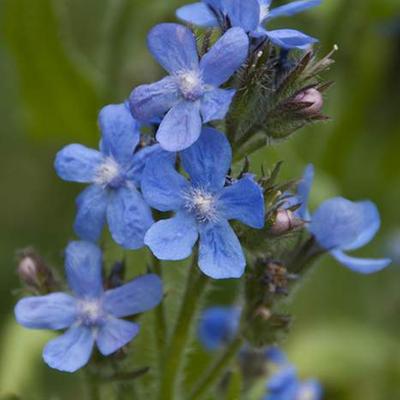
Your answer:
78,299 -> 104,326
94,157 -> 121,188
178,70 -> 204,101
260,4 -> 270,22
296,386 -> 317,400
184,188 -> 218,223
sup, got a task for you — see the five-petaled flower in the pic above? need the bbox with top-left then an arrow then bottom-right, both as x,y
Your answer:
177,0 -> 321,49
141,127 -> 265,279
295,164 -> 391,273
55,103 -> 161,249
129,23 -> 249,152
14,241 -> 163,372
198,306 -> 240,350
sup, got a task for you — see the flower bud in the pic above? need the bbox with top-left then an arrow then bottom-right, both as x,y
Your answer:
294,88 -> 323,115
17,253 -> 39,288
270,209 -> 303,236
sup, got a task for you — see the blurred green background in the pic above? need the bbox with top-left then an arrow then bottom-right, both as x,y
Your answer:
0,0 -> 399,399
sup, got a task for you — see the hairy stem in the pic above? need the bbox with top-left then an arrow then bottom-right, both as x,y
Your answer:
189,334 -> 244,400
158,254 -> 209,400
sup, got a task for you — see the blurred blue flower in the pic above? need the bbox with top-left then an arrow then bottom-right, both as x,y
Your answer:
55,103 -> 160,249
176,0 -> 320,49
296,165 -> 391,274
141,127 -> 265,279
14,241 -> 163,372
198,306 -> 241,350
129,23 -> 249,151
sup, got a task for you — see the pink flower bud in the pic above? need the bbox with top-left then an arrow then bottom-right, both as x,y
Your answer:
270,209 -> 303,235
17,255 -> 40,288
294,88 -> 323,115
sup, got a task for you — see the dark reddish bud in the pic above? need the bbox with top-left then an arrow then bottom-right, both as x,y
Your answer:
294,88 -> 324,115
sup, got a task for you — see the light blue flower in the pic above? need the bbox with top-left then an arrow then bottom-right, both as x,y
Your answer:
198,306 -> 241,350
177,0 -> 321,49
14,241 -> 163,372
296,164 -> 391,274
129,23 -> 249,152
141,127 -> 265,279
55,103 -> 160,249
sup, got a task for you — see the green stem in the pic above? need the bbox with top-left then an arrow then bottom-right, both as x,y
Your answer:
149,252 -> 168,367
158,255 -> 209,400
85,371 -> 101,400
188,335 -> 244,400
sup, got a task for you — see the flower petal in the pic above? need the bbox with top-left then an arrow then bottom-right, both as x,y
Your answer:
296,163 -> 314,220
141,151 -> 189,212
176,3 -> 219,27
104,274 -> 163,318
266,29 -> 318,49
43,326 -> 94,372
224,0 -> 260,32
267,0 -> 321,20
198,220 -> 245,279
15,293 -> 77,330
198,306 -> 240,350
331,250 -> 391,274
129,76 -> 181,122
54,144 -> 103,183
145,212 -> 198,261
200,27 -> 249,86
65,241 -> 103,299
74,185 -> 108,242
181,127 -> 231,192
156,101 -> 202,151
98,103 -> 140,165
201,88 -> 235,123
96,318 -> 140,356
310,198 -> 381,251
218,175 -> 265,228
297,379 -> 323,400
147,23 -> 199,74
107,186 -> 153,250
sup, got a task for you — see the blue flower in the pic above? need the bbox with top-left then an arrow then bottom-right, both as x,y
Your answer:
295,165 -> 391,274
129,23 -> 249,152
141,127 -> 265,279
198,306 -> 241,350
265,365 -> 322,400
177,0 -> 321,49
55,103 -> 161,249
14,241 -> 163,372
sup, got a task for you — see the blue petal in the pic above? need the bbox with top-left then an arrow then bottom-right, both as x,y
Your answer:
201,88 -> 235,123
147,23 -> 199,74
156,101 -> 202,151
265,346 -> 288,365
141,151 -> 189,212
310,198 -> 381,251
96,318 -> 140,356
266,29 -> 318,49
104,274 -> 163,318
296,163 -> 314,220
129,76 -> 181,122
218,176 -> 265,228
198,306 -> 240,350
98,103 -> 140,166
176,3 -> 219,27
181,127 -> 232,192
15,293 -> 77,330
43,325 -> 94,372
200,27 -> 249,86
331,250 -> 391,274
74,185 -> 108,242
267,365 -> 298,392
198,220 -> 245,279
125,144 -> 164,187
267,0 -> 321,20
107,186 -> 153,250
224,0 -> 260,31
54,144 -> 103,183
65,241 -> 103,299
145,212 -> 198,260
297,379 -> 323,400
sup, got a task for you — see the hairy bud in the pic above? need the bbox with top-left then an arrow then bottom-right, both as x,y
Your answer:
294,88 -> 324,115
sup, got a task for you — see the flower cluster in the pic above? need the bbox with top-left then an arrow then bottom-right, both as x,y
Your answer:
12,1 -> 393,398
